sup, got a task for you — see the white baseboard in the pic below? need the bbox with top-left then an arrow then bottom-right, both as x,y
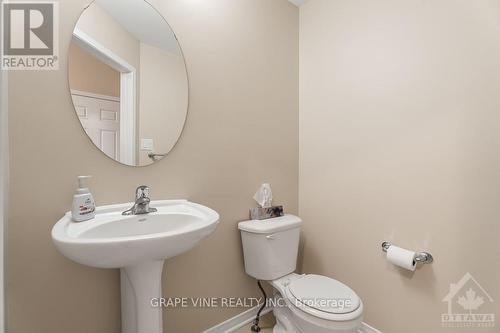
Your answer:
361,322 -> 383,333
201,305 -> 273,333
202,306 -> 382,333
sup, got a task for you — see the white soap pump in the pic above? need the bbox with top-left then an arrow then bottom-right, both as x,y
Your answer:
71,176 -> 96,222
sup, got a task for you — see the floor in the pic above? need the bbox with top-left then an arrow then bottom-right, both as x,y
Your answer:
235,322 -> 367,333
235,327 -> 366,333
234,324 -> 273,333
234,312 -> 275,333
232,310 -> 368,333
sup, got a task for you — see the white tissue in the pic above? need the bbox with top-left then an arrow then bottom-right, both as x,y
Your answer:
387,245 -> 417,271
253,183 -> 273,208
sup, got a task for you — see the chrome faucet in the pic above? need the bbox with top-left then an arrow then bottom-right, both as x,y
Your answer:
122,186 -> 158,215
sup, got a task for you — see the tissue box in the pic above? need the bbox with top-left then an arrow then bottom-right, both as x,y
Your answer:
249,206 -> 284,220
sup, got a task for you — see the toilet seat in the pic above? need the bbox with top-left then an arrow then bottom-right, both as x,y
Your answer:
283,274 -> 363,322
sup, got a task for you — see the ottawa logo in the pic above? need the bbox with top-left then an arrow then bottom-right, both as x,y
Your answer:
442,273 -> 495,328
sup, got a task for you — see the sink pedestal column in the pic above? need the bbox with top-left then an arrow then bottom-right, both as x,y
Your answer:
121,260 -> 164,333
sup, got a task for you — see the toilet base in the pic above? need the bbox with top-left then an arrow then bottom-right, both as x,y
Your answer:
273,301 -> 298,333
271,294 -> 361,333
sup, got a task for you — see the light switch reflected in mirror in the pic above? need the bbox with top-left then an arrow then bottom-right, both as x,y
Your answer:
68,0 -> 188,167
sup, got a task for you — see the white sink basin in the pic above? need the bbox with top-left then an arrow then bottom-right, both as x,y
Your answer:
51,200 -> 219,333
52,200 -> 219,268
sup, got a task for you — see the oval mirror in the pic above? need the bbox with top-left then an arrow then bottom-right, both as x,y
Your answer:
69,0 -> 188,167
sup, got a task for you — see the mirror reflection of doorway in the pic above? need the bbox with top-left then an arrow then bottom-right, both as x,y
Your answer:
69,41 -> 123,161
71,91 -> 121,161
69,32 -> 136,166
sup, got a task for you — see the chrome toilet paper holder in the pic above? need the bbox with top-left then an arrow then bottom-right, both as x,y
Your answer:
381,241 -> 434,264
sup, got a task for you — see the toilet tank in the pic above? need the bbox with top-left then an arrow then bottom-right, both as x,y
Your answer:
238,215 -> 302,281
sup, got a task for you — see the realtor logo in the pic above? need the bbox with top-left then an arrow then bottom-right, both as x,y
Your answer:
442,273 -> 495,328
1,1 -> 59,70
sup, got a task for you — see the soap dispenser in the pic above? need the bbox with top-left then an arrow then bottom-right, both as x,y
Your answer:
71,176 -> 96,222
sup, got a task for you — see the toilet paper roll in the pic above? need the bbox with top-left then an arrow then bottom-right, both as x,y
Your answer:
387,245 -> 417,271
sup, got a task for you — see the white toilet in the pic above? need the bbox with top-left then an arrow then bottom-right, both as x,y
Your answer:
239,215 -> 363,333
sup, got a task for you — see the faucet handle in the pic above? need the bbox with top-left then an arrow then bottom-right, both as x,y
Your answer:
135,185 -> 150,200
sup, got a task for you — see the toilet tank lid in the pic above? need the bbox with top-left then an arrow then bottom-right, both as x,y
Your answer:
238,214 -> 302,234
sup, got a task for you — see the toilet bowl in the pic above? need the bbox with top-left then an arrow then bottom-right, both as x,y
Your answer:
238,215 -> 363,333
271,273 -> 363,333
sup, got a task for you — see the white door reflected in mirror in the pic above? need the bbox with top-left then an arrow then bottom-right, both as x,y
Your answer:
68,0 -> 188,167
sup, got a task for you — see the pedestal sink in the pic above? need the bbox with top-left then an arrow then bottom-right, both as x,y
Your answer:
51,200 -> 219,333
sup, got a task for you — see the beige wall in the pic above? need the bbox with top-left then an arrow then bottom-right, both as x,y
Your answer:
7,1 -> 298,333
69,42 -> 121,97
300,1 -> 500,332
139,43 -> 188,165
